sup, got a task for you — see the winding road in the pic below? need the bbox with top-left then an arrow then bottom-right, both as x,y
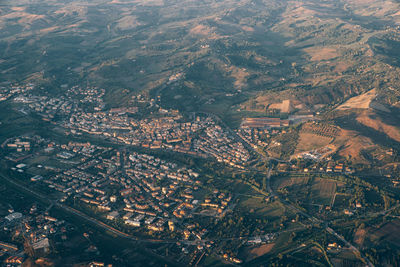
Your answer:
209,113 -> 375,267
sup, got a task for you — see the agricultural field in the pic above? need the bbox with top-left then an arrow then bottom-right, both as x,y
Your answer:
295,132 -> 332,154
2,0 -> 400,119
272,175 -> 310,190
271,174 -> 348,214
240,243 -> 275,262
369,220 -> 400,247
330,249 -> 364,267
337,89 -> 378,111
310,178 -> 337,206
1,0 -> 400,265
267,128 -> 299,159
238,196 -> 287,220
356,110 -> 400,142
301,122 -> 340,139
332,193 -> 352,210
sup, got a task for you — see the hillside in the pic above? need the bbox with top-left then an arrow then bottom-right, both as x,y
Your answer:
1,0 -> 400,161
0,0 -> 399,112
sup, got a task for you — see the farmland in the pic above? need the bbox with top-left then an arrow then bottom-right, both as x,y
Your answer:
1,0 -> 400,265
272,174 -> 348,214
310,178 -> 337,206
295,132 -> 332,154
368,220 -> 400,248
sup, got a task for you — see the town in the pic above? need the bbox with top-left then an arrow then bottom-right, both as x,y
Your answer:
0,83 -> 399,266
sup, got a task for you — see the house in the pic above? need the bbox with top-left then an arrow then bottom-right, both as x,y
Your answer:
107,211 -> 119,220
123,212 -> 133,220
89,262 -> 105,267
334,164 -> 343,172
32,238 -> 50,256
110,195 -> 117,202
125,219 -> 140,227
168,221 -> 175,231
16,163 -> 26,169
148,224 -> 164,231
5,212 -> 23,222
344,209 -> 353,215
328,242 -> 338,248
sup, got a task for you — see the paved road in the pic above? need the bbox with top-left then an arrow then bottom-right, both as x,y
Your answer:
0,172 -> 174,244
1,110 -> 390,267
200,112 -> 289,163
0,172 -> 184,265
213,114 -> 375,267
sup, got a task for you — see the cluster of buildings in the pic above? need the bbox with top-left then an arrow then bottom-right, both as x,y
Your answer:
0,204 -> 69,266
238,115 -> 316,151
17,135 -> 233,237
1,132 -> 238,250
64,109 -> 252,168
325,162 -> 354,174
193,123 -> 251,169
241,117 -> 290,129
1,135 -> 49,163
199,190 -> 232,215
4,83 -> 366,264
9,85 -> 106,121
33,144 -> 113,201
237,127 -> 269,149
293,146 -> 334,162
3,138 -> 31,152
5,83 -> 253,170
102,151 -> 201,227
247,233 -> 277,245
277,161 -> 354,174
14,95 -> 78,120
0,84 -> 34,102
65,86 -> 105,111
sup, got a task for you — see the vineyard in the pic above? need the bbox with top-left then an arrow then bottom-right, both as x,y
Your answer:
301,122 -> 340,138
274,176 -> 310,190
